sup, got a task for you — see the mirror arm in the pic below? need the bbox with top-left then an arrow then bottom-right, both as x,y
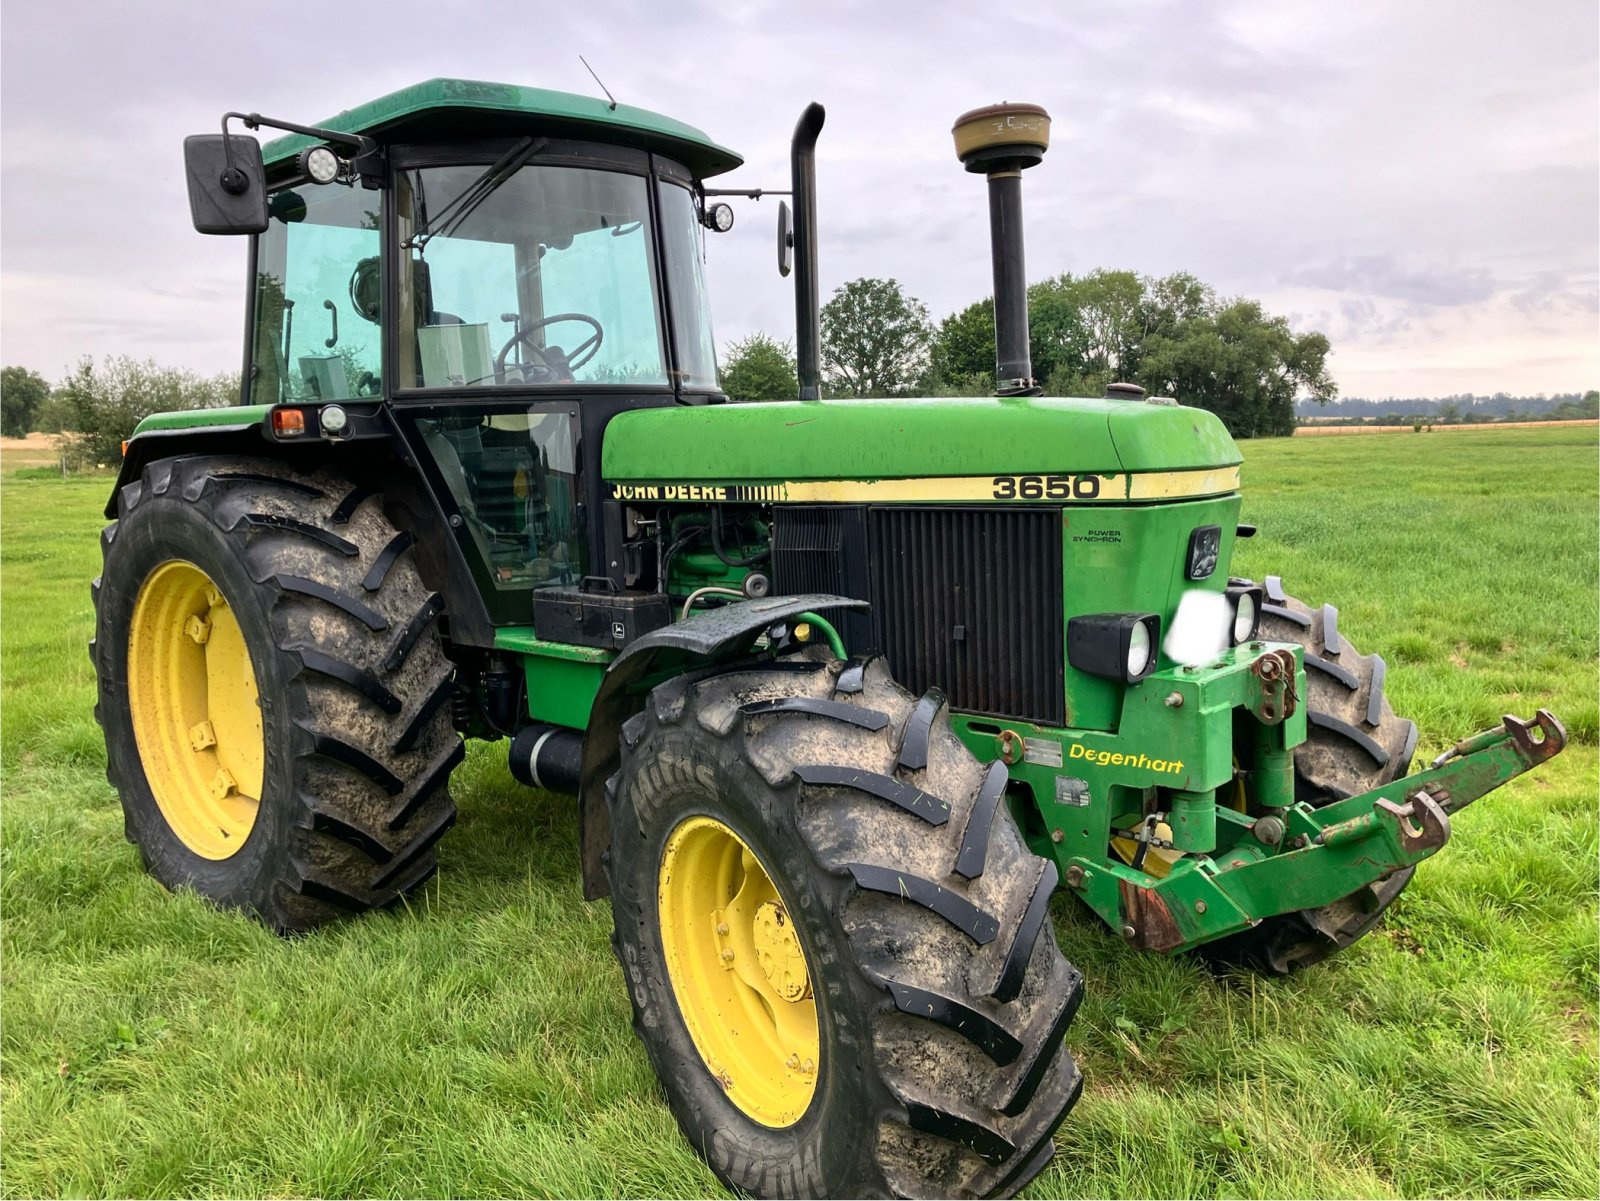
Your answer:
220,111 -> 383,190
701,188 -> 792,199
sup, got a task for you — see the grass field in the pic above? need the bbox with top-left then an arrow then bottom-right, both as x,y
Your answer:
2,427 -> 1596,1199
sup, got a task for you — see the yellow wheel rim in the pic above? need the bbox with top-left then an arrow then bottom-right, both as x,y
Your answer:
127,560 -> 265,859
657,816 -> 820,1127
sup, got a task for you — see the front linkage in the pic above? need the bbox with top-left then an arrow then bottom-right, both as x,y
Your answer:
954,641 -> 1567,955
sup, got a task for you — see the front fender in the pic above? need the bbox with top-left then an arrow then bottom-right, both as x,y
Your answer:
575,593 -> 868,899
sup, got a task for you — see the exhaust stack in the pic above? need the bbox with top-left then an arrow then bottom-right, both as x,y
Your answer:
791,102 -> 826,400
953,102 -> 1051,397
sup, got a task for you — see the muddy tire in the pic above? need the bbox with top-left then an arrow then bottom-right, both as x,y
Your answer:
1201,580 -> 1420,974
605,650 -> 1083,1199
91,455 -> 459,934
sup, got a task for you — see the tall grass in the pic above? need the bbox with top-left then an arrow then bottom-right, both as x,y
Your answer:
2,427 -> 1595,1198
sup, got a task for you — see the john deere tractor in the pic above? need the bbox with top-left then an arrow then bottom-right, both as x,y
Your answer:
93,80 -> 1566,1198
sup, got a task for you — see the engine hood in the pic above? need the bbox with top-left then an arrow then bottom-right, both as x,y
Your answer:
602,395 -> 1241,484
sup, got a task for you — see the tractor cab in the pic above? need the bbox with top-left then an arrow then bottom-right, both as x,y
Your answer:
227,79 -> 739,408
186,79 -> 745,617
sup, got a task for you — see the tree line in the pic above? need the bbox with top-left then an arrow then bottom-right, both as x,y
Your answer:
723,269 -> 1338,437
1,359 -> 238,468
724,271 -> 1598,438
1296,391 -> 1598,424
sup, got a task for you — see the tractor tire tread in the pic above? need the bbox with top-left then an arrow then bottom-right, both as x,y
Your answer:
604,649 -> 1082,1199
90,454 -> 458,934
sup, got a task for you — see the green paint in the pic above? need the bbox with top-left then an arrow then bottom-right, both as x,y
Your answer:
602,395 -> 1240,480
131,405 -> 271,436
261,78 -> 742,180
496,628 -> 613,730
1060,496 -> 1243,729
955,651 -> 1555,951
494,628 -> 614,664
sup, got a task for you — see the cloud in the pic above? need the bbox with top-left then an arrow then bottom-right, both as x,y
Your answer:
1,0 -> 1595,398
1281,255 -> 1496,307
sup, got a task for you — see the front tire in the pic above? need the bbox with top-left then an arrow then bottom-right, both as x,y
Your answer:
606,651 -> 1082,1199
91,455 -> 460,933
1201,582 -> 1420,974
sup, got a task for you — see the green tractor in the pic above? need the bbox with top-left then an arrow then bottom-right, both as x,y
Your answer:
93,80 -> 1566,1198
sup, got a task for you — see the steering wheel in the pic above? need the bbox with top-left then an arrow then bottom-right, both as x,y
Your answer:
496,313 -> 604,382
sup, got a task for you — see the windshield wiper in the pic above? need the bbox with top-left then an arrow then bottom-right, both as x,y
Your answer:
406,136 -> 546,251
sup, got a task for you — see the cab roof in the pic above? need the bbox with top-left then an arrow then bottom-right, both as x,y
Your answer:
261,77 -> 743,180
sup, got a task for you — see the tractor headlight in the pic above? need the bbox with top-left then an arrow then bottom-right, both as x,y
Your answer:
1127,619 -> 1152,677
705,202 -> 735,233
319,404 -> 349,435
1068,612 -> 1161,684
1227,584 -> 1263,645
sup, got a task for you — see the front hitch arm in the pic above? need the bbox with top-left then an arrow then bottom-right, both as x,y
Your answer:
1303,708 -> 1567,862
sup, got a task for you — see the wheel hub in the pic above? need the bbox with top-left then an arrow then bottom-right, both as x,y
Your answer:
657,816 -> 820,1127
752,900 -> 812,1003
127,560 -> 264,859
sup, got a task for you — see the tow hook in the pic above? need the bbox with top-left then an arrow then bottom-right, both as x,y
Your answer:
1249,648 -> 1299,724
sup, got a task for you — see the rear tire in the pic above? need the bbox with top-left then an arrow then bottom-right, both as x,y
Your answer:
91,455 -> 459,933
1201,582 -> 1419,974
606,650 -> 1083,1199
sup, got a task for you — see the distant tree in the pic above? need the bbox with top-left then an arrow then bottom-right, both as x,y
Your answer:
1,366 -> 50,437
1139,300 -> 1336,437
930,298 -> 995,388
59,356 -> 237,468
1042,365 -> 1112,398
927,269 -> 1330,431
821,278 -> 933,397
32,390 -> 77,433
719,333 -> 797,401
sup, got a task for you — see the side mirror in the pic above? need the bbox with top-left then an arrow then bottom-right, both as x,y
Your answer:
777,199 -> 793,278
183,133 -> 268,235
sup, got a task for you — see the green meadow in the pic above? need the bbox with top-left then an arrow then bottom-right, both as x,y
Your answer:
2,426 -> 1595,1198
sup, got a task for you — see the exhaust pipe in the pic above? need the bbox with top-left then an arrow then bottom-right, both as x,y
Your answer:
791,102 -> 826,400
952,103 -> 1052,397
509,723 -> 584,795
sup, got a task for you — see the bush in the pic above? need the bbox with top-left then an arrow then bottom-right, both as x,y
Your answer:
32,391 -> 76,434
58,357 -> 238,469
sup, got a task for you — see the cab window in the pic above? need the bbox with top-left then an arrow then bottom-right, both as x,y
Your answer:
395,162 -> 666,389
250,184 -> 382,403
413,409 -> 585,602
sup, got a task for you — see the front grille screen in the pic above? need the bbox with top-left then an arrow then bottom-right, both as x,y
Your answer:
773,506 -> 1065,725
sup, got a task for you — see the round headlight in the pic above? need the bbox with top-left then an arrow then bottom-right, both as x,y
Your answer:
300,145 -> 341,185
1127,619 -> 1152,678
707,202 -> 735,233
320,403 -> 348,434
1232,592 -> 1257,644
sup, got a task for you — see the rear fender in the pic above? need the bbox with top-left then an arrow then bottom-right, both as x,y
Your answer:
106,416 -> 496,647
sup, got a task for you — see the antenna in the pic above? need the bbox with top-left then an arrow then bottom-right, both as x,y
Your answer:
580,56 -> 618,111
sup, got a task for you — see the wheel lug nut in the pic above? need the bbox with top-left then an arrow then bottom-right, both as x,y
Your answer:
786,1054 -> 800,1069
715,922 -> 729,935
720,948 -> 735,962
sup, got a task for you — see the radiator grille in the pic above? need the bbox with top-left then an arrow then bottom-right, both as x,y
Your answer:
772,506 -> 1065,725
768,506 -> 874,654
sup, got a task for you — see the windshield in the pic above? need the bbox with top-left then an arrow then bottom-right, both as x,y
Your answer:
397,160 -> 697,390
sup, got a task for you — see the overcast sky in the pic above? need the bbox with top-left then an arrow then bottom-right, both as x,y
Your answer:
3,0 -> 1596,399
